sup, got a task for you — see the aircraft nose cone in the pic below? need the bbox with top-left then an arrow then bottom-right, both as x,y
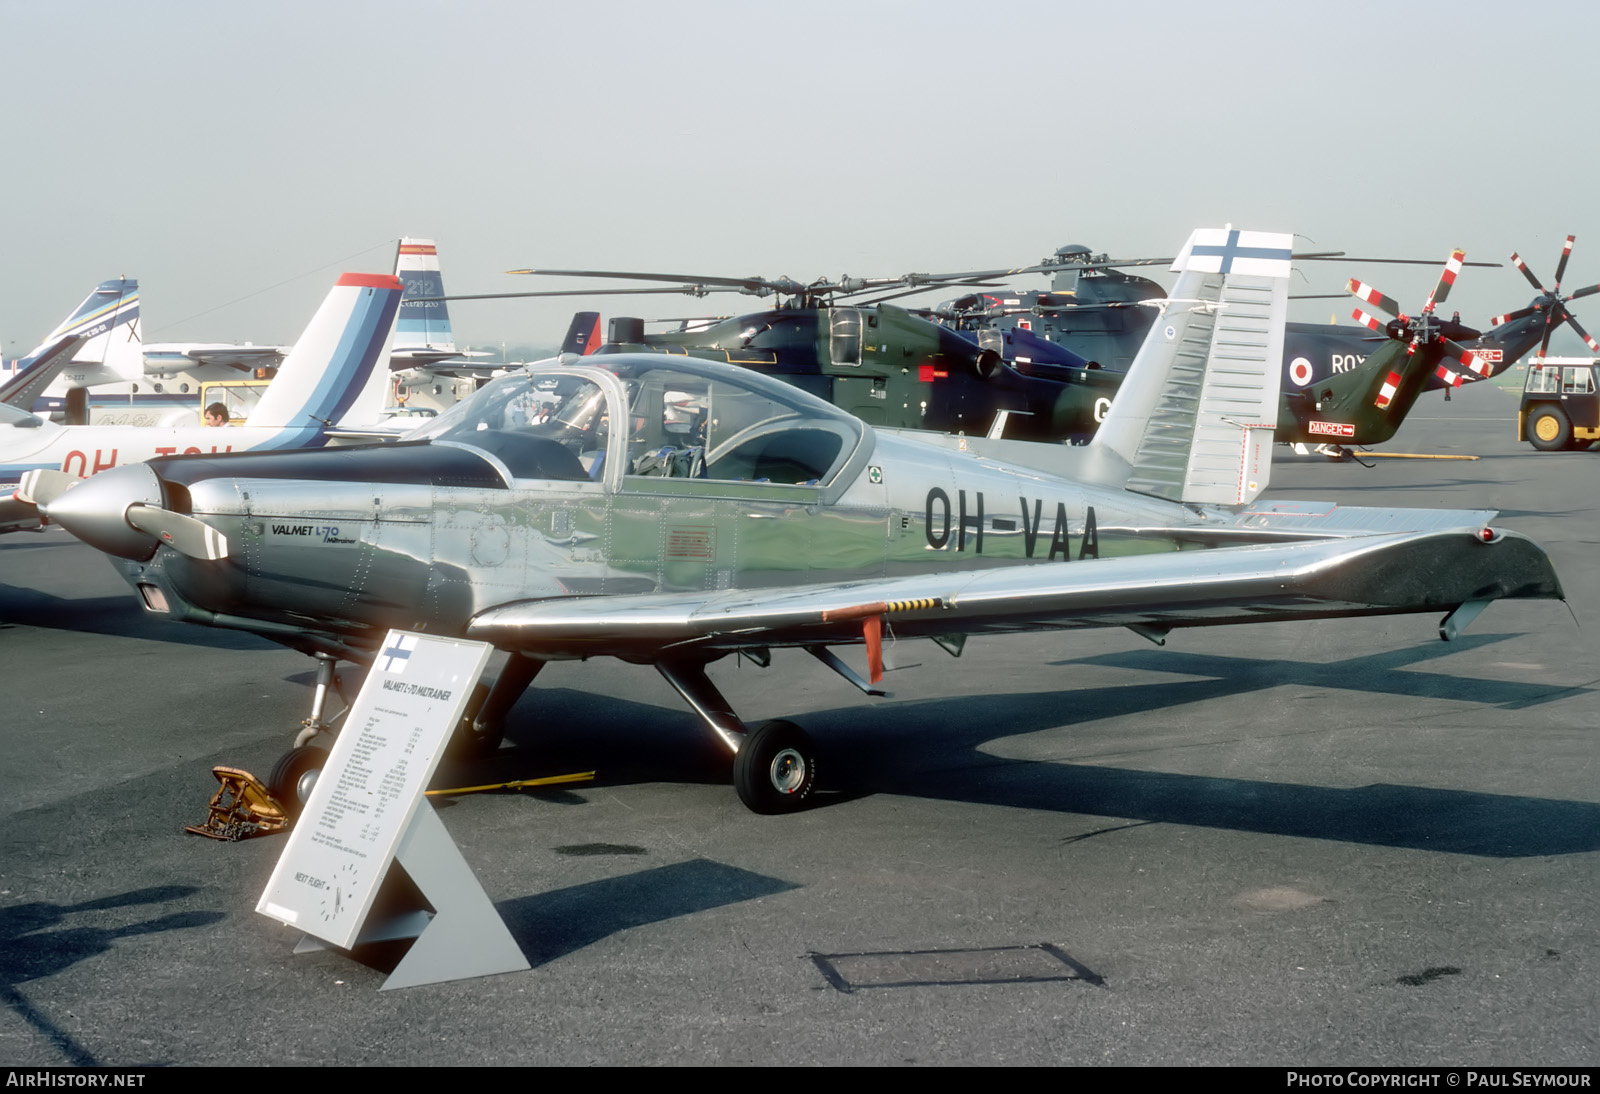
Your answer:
41,463 -> 166,561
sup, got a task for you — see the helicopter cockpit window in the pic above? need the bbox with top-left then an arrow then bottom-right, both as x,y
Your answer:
830,308 -> 862,367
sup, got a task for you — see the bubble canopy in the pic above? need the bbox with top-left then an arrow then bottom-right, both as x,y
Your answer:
408,354 -> 871,490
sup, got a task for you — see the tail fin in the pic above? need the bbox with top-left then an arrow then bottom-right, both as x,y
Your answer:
1,334 -> 87,407
392,238 -> 457,355
245,274 -> 402,430
1087,228 -> 1290,507
29,279 -> 143,386
561,311 -> 604,356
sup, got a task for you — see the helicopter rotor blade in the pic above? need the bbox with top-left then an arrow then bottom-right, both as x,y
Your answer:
1490,305 -> 1537,327
506,268 -> 782,295
1564,311 -> 1600,353
1351,307 -> 1388,334
1553,235 -> 1575,292
415,286 -> 730,302
1347,278 -> 1402,318
1511,253 -> 1547,294
1423,250 -> 1466,315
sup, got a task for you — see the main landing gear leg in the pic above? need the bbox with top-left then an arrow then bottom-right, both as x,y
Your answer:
654,659 -> 817,815
460,652 -> 545,755
292,652 -> 342,749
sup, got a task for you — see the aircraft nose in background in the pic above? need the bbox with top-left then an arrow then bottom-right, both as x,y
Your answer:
42,462 -> 167,561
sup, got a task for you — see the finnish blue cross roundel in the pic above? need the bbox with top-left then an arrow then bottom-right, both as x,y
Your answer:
1192,229 -> 1286,273
380,634 -> 418,674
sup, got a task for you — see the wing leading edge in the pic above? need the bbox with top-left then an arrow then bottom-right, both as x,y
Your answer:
467,527 -> 1563,660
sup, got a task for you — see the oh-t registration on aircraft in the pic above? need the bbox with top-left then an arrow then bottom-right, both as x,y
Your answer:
26,229 -> 1564,815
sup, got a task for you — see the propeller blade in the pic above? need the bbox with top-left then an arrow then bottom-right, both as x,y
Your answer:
1347,278 -> 1401,317
1564,311 -> 1600,353
1553,235 -> 1575,292
14,469 -> 82,508
124,505 -> 230,561
1511,252 -> 1547,294
1423,249 -> 1466,314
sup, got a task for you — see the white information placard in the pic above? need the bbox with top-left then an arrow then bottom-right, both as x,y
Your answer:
257,631 -> 494,951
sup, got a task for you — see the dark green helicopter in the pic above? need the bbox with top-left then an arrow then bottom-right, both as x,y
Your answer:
435,243 -> 1517,451
441,267 -> 1126,441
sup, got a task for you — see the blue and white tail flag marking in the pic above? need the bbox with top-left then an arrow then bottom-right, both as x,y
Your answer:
246,273 -> 403,439
394,238 -> 457,355
1172,228 -> 1294,278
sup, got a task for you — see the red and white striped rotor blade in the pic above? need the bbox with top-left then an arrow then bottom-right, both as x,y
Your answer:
1490,305 -> 1537,327
1443,339 -> 1485,376
1351,307 -> 1386,333
1511,252 -> 1546,294
1553,235 -> 1575,292
1424,249 -> 1466,314
1347,278 -> 1401,317
1566,312 -> 1600,353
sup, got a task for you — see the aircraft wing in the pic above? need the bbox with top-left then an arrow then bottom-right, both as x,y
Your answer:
0,334 -> 87,407
147,345 -> 288,372
468,527 -> 1562,662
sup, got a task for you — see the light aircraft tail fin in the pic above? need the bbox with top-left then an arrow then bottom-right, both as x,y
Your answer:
29,279 -> 143,387
1087,227 -> 1291,507
1,334 -> 88,407
393,238 -> 457,356
245,274 -> 403,431
561,311 -> 604,356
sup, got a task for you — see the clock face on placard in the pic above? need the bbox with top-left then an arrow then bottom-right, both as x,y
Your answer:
318,863 -> 361,923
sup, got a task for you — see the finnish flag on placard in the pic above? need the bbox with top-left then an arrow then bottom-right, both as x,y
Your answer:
379,633 -> 419,674
1171,228 -> 1293,277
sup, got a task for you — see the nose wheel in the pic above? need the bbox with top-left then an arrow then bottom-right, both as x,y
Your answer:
268,745 -> 329,819
733,720 -> 816,814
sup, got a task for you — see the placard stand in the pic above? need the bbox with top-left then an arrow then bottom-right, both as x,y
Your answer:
258,631 -> 529,989
291,804 -> 529,990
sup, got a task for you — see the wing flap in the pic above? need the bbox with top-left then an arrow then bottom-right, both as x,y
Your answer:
467,529 -> 1562,659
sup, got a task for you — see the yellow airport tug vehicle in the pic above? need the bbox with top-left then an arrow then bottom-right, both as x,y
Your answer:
1520,356 -> 1600,451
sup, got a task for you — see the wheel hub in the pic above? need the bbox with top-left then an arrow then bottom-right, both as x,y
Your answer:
1535,415 -> 1561,442
769,748 -> 807,794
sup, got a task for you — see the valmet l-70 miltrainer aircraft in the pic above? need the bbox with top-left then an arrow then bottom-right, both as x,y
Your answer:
28,229 -> 1564,816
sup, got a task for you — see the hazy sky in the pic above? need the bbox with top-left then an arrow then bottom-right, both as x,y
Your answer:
5,0 -> 1598,356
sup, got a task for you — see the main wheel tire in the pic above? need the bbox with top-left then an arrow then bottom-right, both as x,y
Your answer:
269,745 -> 329,819
1529,406 -> 1572,452
733,720 -> 816,815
